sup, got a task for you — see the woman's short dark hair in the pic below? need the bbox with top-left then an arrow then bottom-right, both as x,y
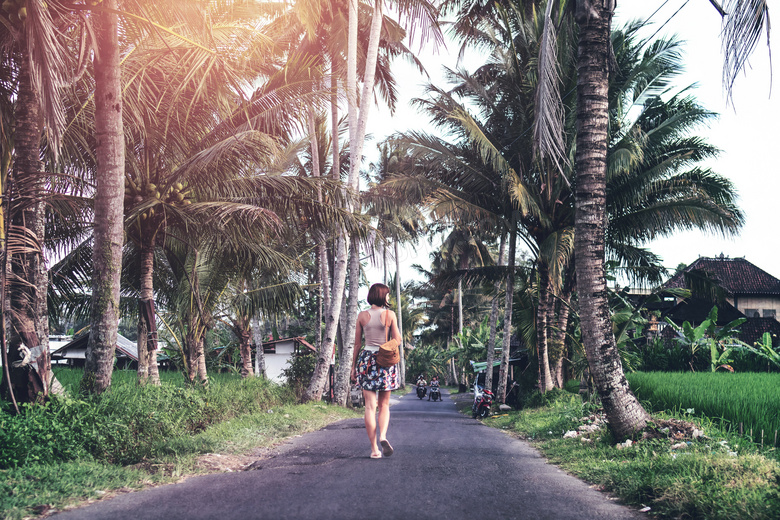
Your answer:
367,283 -> 391,307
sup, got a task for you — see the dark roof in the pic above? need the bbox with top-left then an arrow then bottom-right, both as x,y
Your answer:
736,318 -> 780,346
664,256 -> 780,295
662,298 -> 744,326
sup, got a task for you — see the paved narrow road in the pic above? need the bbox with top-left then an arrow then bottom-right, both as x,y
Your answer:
54,389 -> 645,519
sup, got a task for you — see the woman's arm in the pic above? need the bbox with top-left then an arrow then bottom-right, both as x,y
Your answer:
350,312 -> 365,377
388,310 -> 402,343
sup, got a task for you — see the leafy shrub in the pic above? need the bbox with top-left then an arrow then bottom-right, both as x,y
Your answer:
0,369 -> 293,468
636,337 -> 697,372
281,351 -> 315,399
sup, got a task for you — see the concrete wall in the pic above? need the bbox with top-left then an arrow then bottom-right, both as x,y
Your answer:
730,296 -> 780,318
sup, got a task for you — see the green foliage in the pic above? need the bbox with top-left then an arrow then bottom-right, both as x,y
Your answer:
521,388 -> 581,411
0,369 -> 291,468
486,398 -> 780,519
733,332 -> 780,370
636,337 -> 691,372
281,351 -> 316,399
664,306 -> 745,372
451,316 -> 500,375
405,344 -> 451,382
0,378 -> 352,520
627,371 -> 780,447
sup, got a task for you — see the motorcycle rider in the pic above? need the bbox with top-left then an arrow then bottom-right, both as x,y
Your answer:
428,375 -> 440,400
416,374 -> 427,398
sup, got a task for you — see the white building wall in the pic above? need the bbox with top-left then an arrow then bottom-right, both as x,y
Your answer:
264,354 -> 293,384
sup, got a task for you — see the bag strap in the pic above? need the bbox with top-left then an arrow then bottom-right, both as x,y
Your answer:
382,311 -> 390,342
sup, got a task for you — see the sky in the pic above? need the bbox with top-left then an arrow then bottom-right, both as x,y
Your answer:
364,0 -> 780,288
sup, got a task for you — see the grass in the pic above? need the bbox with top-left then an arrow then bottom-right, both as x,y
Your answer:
627,371 -> 780,447
0,368 -> 360,519
481,391 -> 780,519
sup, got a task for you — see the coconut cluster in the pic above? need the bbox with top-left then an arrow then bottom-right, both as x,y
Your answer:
125,179 -> 192,221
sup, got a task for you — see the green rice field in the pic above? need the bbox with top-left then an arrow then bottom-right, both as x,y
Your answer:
627,371 -> 780,447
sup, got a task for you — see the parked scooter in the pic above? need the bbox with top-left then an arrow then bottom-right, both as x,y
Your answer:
416,384 -> 427,399
472,386 -> 494,418
429,385 -> 441,401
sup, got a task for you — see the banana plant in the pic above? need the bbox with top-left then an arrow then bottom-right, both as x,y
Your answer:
664,306 -> 745,372
734,332 -> 780,369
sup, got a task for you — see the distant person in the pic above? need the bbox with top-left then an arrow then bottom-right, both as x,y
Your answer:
428,375 -> 440,401
350,283 -> 402,459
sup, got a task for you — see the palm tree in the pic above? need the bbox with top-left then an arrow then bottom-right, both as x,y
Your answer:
303,0 -> 441,403
363,143 -> 426,389
83,0 -> 127,394
0,0 -> 79,401
572,0 -> 652,437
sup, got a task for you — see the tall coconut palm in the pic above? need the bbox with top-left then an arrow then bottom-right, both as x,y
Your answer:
391,1 -> 743,403
363,143 -> 426,389
0,0 -> 79,401
303,0 -> 441,403
572,0 -> 652,437
82,0 -> 129,394
70,0 -> 333,387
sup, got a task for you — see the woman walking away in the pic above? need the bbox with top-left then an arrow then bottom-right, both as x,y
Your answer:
350,283 -> 401,458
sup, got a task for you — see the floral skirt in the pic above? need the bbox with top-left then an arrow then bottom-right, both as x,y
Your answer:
356,349 -> 398,392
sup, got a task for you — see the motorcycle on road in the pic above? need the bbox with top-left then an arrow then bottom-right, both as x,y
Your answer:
472,386 -> 494,418
416,384 -> 427,399
429,385 -> 441,401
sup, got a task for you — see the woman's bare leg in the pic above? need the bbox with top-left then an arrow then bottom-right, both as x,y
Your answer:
363,390 -> 381,457
377,390 -> 391,443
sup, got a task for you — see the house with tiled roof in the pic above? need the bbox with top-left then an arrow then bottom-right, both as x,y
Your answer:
664,255 -> 780,320
657,255 -> 780,345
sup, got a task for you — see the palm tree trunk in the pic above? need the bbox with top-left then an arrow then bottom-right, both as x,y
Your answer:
252,316 -> 266,377
575,0 -> 649,439
303,234 -> 348,402
485,230 -> 506,393
136,243 -> 160,385
394,239 -> 405,388
536,265 -> 554,392
196,334 -> 208,383
334,238 -> 360,405
497,213 -> 517,403
458,278 -> 464,335
33,201 -> 50,393
136,244 -> 153,384
238,328 -> 253,378
330,70 -> 340,184
552,276 -> 574,387
186,329 -> 198,382
318,243 -> 329,342
83,0 -> 125,394
308,0 -> 383,404
383,244 -> 388,285
349,0 -> 384,188
7,47 -> 48,403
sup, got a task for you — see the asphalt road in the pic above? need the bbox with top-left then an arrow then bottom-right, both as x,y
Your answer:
53,389 -> 645,520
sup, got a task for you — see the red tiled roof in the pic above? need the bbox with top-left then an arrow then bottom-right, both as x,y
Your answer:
735,318 -> 780,346
664,257 -> 780,295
